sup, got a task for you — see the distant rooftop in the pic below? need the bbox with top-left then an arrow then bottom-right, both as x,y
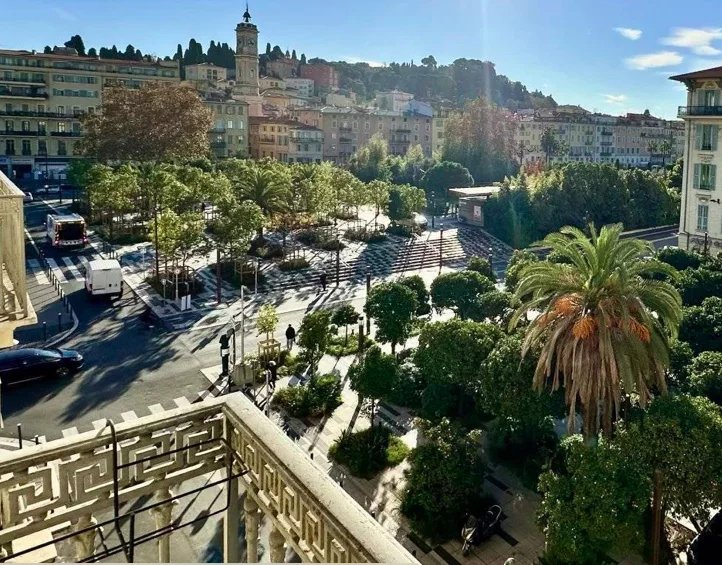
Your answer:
670,65 -> 722,81
0,48 -> 177,68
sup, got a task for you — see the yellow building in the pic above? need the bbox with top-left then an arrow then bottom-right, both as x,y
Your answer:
249,116 -> 322,163
0,47 -> 179,180
205,94 -> 249,158
185,63 -> 227,86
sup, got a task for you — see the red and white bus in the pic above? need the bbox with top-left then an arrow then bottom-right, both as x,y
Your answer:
46,213 -> 88,248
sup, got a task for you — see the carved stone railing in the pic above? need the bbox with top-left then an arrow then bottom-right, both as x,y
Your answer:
0,394 -> 417,563
0,170 -> 35,348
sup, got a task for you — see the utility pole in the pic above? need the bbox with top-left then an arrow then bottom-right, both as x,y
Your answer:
216,247 -> 222,304
651,469 -> 664,565
439,223 -> 444,271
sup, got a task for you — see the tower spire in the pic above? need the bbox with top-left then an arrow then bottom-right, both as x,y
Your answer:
243,2 -> 251,23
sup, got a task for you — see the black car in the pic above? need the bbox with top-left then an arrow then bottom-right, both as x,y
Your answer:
0,348 -> 83,385
688,511 -> 722,564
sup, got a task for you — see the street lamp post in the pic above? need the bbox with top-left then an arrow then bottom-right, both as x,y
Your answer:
439,223 -> 444,271
488,246 -> 494,282
365,269 -> 371,334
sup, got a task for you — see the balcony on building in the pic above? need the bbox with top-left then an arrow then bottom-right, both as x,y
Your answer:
600,140 -> 613,146
339,126 -> 352,132
0,85 -> 48,99
0,130 -> 43,137
50,131 -> 82,137
0,393 -> 416,563
678,105 -> 722,117
210,127 -> 227,134
259,136 -> 275,145
211,141 -> 227,149
0,75 -> 46,85
0,170 -> 37,348
601,130 -> 613,136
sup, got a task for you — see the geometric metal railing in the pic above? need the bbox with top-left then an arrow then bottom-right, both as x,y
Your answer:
0,394 -> 418,563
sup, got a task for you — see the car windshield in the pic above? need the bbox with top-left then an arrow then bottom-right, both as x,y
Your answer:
39,349 -> 62,359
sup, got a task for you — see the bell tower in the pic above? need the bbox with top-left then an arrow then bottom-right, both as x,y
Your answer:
234,3 -> 259,97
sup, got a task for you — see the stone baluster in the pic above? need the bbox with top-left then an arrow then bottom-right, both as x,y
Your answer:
244,493 -> 260,563
223,462 -> 241,563
269,525 -> 286,563
73,513 -> 97,561
150,487 -> 174,563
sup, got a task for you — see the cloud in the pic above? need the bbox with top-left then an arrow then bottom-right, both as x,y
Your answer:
614,27 -> 642,40
50,5 -> 77,22
343,57 -> 384,67
625,51 -> 683,70
603,94 -> 627,104
663,27 -> 722,55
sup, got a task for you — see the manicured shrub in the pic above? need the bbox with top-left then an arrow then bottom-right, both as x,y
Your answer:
329,425 -> 409,479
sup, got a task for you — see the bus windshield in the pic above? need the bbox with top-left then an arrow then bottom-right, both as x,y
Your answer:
58,222 -> 85,240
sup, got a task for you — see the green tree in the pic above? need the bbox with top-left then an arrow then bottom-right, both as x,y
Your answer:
415,320 -> 501,419
213,197 -> 265,264
348,345 -> 398,427
466,256 -> 495,283
151,209 -> 205,271
349,133 -> 391,182
538,436 -> 650,564
64,34 -> 86,56
430,271 -> 495,319
85,164 -> 138,240
679,297 -> 722,354
299,309 -> 332,375
421,161 -> 473,219
688,351 -> 722,405
364,282 -> 418,354
539,127 -> 566,164
471,290 -> 513,322
331,304 -> 360,345
510,224 -> 683,437
504,249 -> 538,294
256,304 -> 279,342
667,338 -> 694,390
657,246 -> 703,271
676,266 -> 722,306
618,394 -> 722,532
398,275 -> 430,315
387,184 -> 426,222
366,179 -> 390,231
400,419 -> 485,540
239,164 -> 291,239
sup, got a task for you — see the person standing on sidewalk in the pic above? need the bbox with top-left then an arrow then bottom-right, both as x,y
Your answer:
320,272 -> 327,292
268,361 -> 278,391
285,324 -> 296,350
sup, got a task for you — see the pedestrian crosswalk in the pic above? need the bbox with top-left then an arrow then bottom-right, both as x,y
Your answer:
27,254 -> 97,284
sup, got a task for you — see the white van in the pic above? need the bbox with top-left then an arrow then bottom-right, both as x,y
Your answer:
84,259 -> 123,297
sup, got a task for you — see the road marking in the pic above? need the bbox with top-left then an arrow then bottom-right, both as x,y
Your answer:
78,256 -> 89,273
148,403 -> 165,415
27,258 -> 50,285
61,427 -> 78,438
92,419 -> 107,431
46,258 -> 67,283
173,397 -> 191,409
61,257 -> 84,281
121,410 -> 138,422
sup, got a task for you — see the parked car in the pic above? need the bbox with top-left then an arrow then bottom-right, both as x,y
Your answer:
688,511 -> 722,564
23,192 -> 33,203
0,348 -> 84,385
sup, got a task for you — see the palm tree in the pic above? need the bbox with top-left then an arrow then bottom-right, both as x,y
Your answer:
509,224 -> 682,438
239,165 -> 290,240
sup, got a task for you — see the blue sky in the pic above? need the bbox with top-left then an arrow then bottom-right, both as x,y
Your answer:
5,0 -> 722,119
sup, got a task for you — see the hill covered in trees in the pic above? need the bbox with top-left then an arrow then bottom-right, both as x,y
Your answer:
45,35 -> 554,110
315,56 -> 557,109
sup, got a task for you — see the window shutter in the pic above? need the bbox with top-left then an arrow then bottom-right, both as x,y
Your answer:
713,126 -> 719,151
694,163 -> 701,188
711,165 -> 717,190
696,125 -> 703,150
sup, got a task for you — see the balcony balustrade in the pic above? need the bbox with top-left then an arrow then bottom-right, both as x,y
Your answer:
0,109 -> 83,119
50,131 -> 82,137
0,394 -> 416,563
679,105 -> 722,117
0,76 -> 46,85
0,130 -> 43,136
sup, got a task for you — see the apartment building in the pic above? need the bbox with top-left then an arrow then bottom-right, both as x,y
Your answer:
376,90 -> 414,112
248,116 -> 322,163
284,77 -> 314,99
432,107 -> 452,156
266,57 -> 297,80
185,63 -> 227,85
0,47 -> 179,179
672,65 -> 722,255
259,76 -> 285,90
291,106 -> 432,164
205,94 -> 249,158
299,63 -> 339,92
514,107 -> 684,168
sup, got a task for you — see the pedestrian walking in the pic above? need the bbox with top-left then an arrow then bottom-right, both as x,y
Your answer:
285,324 -> 296,350
320,272 -> 327,292
268,360 -> 277,391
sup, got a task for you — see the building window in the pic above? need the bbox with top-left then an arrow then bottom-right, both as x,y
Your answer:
21,120 -> 30,131
21,140 -> 31,155
699,89 -> 720,107
5,140 -> 15,155
57,140 -> 66,156
694,163 -> 717,190
698,203 -> 710,231
38,140 -> 47,154
57,105 -> 65,115
58,123 -> 66,133
4,120 -> 12,132
696,125 -> 718,151
227,120 -> 233,129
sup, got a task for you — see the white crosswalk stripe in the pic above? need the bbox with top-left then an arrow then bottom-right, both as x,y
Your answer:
121,410 -> 138,422
62,256 -> 84,281
46,258 -> 67,283
92,419 -> 107,431
27,258 -> 50,285
61,427 -> 78,438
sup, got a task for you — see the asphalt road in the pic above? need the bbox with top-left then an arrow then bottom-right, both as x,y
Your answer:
4,195 -> 207,440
